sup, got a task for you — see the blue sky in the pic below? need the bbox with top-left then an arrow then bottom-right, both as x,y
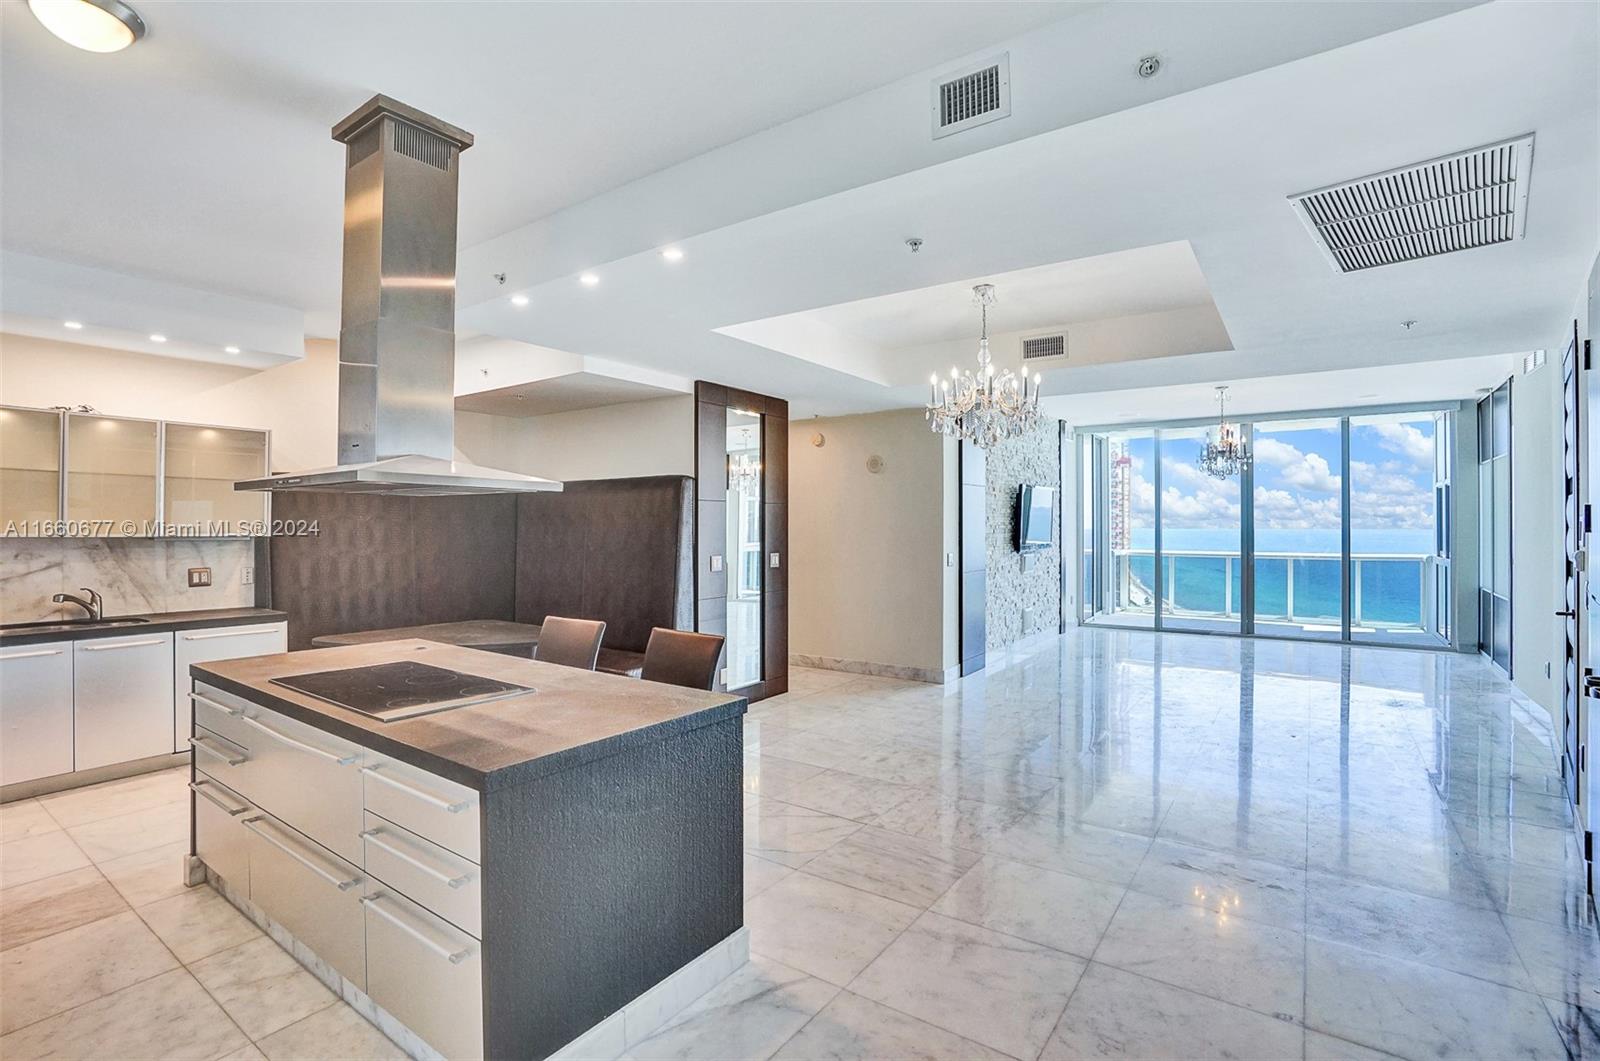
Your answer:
1115,414 -> 1439,532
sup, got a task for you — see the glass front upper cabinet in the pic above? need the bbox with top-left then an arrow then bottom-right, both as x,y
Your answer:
163,423 -> 268,533
0,407 -> 63,529
66,413 -> 160,534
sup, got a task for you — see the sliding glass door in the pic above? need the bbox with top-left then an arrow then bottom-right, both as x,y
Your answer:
1079,405 -> 1454,649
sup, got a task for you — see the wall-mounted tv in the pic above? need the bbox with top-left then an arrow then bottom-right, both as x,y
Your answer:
1016,484 -> 1055,552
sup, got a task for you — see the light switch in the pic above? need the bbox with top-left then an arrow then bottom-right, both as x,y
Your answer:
710,554 -> 723,573
187,567 -> 212,588
769,552 -> 781,568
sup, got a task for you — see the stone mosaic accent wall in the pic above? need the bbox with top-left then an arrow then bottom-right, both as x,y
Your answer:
985,422 -> 1062,651
0,537 -> 256,622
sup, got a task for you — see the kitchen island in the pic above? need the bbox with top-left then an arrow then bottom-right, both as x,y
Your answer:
187,639 -> 746,1060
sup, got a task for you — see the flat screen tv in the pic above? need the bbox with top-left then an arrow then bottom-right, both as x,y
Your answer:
1016,484 -> 1055,552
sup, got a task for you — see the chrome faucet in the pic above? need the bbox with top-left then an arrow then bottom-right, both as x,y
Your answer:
52,587 -> 103,621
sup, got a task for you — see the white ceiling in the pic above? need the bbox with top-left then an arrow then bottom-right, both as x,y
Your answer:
455,373 -> 680,417
0,0 -> 1087,312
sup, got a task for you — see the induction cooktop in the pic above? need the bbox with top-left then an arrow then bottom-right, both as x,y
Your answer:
270,660 -> 532,722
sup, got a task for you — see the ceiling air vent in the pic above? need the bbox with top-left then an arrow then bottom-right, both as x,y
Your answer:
932,53 -> 1010,140
1289,134 -> 1534,273
1021,333 -> 1067,363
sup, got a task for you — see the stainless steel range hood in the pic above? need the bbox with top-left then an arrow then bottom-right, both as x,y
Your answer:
237,95 -> 561,497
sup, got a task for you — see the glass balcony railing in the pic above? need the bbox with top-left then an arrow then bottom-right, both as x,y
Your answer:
1110,549 -> 1438,632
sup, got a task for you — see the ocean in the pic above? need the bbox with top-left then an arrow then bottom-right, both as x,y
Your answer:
1122,528 -> 1434,624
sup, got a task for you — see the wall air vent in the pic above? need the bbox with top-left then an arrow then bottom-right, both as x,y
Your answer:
932,53 -> 1010,140
1289,134 -> 1534,273
1524,349 -> 1546,375
1021,333 -> 1067,362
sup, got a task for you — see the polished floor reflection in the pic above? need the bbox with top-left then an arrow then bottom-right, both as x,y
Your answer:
2,628 -> 1593,1059
700,628 -> 1594,1060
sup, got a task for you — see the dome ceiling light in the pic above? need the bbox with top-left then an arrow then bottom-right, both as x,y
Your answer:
28,0 -> 146,53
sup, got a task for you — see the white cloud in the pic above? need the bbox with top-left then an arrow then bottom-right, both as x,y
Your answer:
1254,437 -> 1341,494
1368,422 -> 1434,469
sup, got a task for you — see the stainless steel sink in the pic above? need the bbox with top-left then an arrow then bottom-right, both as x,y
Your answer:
0,617 -> 153,634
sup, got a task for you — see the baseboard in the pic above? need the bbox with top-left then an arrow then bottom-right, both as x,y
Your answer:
789,653 -> 951,685
1,751 -> 187,804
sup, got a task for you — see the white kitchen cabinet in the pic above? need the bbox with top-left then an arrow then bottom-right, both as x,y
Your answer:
173,622 -> 287,752
73,633 -> 175,770
0,641 -> 74,785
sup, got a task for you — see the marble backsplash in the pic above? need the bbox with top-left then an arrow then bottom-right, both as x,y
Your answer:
0,538 -> 257,622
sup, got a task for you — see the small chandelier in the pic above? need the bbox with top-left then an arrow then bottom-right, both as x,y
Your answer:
1198,385 -> 1250,479
926,284 -> 1040,448
728,452 -> 761,493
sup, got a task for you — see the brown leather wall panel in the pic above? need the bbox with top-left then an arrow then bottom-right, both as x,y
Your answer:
515,476 -> 695,654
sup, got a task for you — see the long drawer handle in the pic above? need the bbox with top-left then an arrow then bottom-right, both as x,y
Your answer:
183,629 -> 275,641
0,648 -> 64,660
190,780 -> 249,816
361,829 -> 473,889
361,894 -> 472,964
190,734 -> 249,766
190,692 -> 243,717
81,638 -> 167,651
241,816 -> 361,891
361,766 -> 473,813
240,715 -> 358,765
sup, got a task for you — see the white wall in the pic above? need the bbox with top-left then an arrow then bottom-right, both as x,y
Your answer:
1511,358 -> 1561,722
453,396 -> 693,482
0,332 -> 338,472
789,410 -> 954,677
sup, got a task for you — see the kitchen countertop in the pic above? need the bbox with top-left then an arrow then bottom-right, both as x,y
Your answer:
190,638 -> 745,791
310,619 -> 541,652
0,607 -> 287,647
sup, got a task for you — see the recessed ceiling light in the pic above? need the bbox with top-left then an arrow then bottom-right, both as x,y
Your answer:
660,247 -> 684,263
224,345 -> 241,355
28,0 -> 146,53
148,333 -> 166,343
63,320 -> 83,330
579,272 -> 600,287
510,294 -> 530,307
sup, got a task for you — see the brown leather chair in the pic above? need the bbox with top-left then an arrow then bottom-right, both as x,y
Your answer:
533,616 -> 606,670
640,627 -> 725,690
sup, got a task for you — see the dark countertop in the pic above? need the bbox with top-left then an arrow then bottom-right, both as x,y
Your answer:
311,620 -> 541,652
191,639 -> 746,792
0,607 -> 287,647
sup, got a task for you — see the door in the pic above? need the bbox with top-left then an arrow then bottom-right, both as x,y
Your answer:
0,641 -> 74,785
1561,328 -> 1581,799
73,633 -> 174,769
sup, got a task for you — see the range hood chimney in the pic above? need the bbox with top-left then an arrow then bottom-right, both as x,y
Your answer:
237,95 -> 561,496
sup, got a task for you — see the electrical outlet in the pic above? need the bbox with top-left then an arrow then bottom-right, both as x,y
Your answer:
187,567 -> 212,588
241,566 -> 254,586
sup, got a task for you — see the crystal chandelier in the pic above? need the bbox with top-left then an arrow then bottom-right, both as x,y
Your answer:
728,452 -> 761,493
1198,385 -> 1250,479
926,284 -> 1041,448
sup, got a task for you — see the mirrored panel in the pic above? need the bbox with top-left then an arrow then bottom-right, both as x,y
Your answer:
726,408 -> 763,688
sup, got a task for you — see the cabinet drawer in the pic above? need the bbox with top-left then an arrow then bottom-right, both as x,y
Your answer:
243,811 -> 367,992
0,642 -> 73,786
363,886 -> 483,1060
192,773 -> 254,891
362,757 -> 479,863
361,811 -> 481,938
173,623 -> 287,753
192,683 -> 365,864
74,633 -> 173,770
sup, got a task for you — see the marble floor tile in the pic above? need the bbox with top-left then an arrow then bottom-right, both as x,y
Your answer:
744,871 -> 920,985
97,839 -> 192,908
1303,1030 -> 1406,1060
628,956 -> 837,1061
257,998 -> 408,1060
1039,963 -> 1304,1060
0,909 -> 179,1033
0,865 -> 128,951
931,855 -> 1124,959
754,767 -> 918,823
850,910 -> 1086,1061
745,854 -> 794,900
0,800 -> 59,843
1305,937 -> 1568,1060
1304,872 -> 1533,991
136,885 -> 264,963
1542,996 -> 1600,1059
744,755 -> 828,798
37,766 -> 188,829
798,825 -> 981,908
771,990 -> 1011,1061
986,812 -> 1154,886
1501,908 -> 1600,1003
745,798 -> 862,868
870,789 -> 1025,851
65,798 -> 189,863
0,829 -> 91,888
1128,839 -> 1307,932
0,967 -> 248,1061
1094,890 -> 1305,1021
189,936 -> 338,1040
